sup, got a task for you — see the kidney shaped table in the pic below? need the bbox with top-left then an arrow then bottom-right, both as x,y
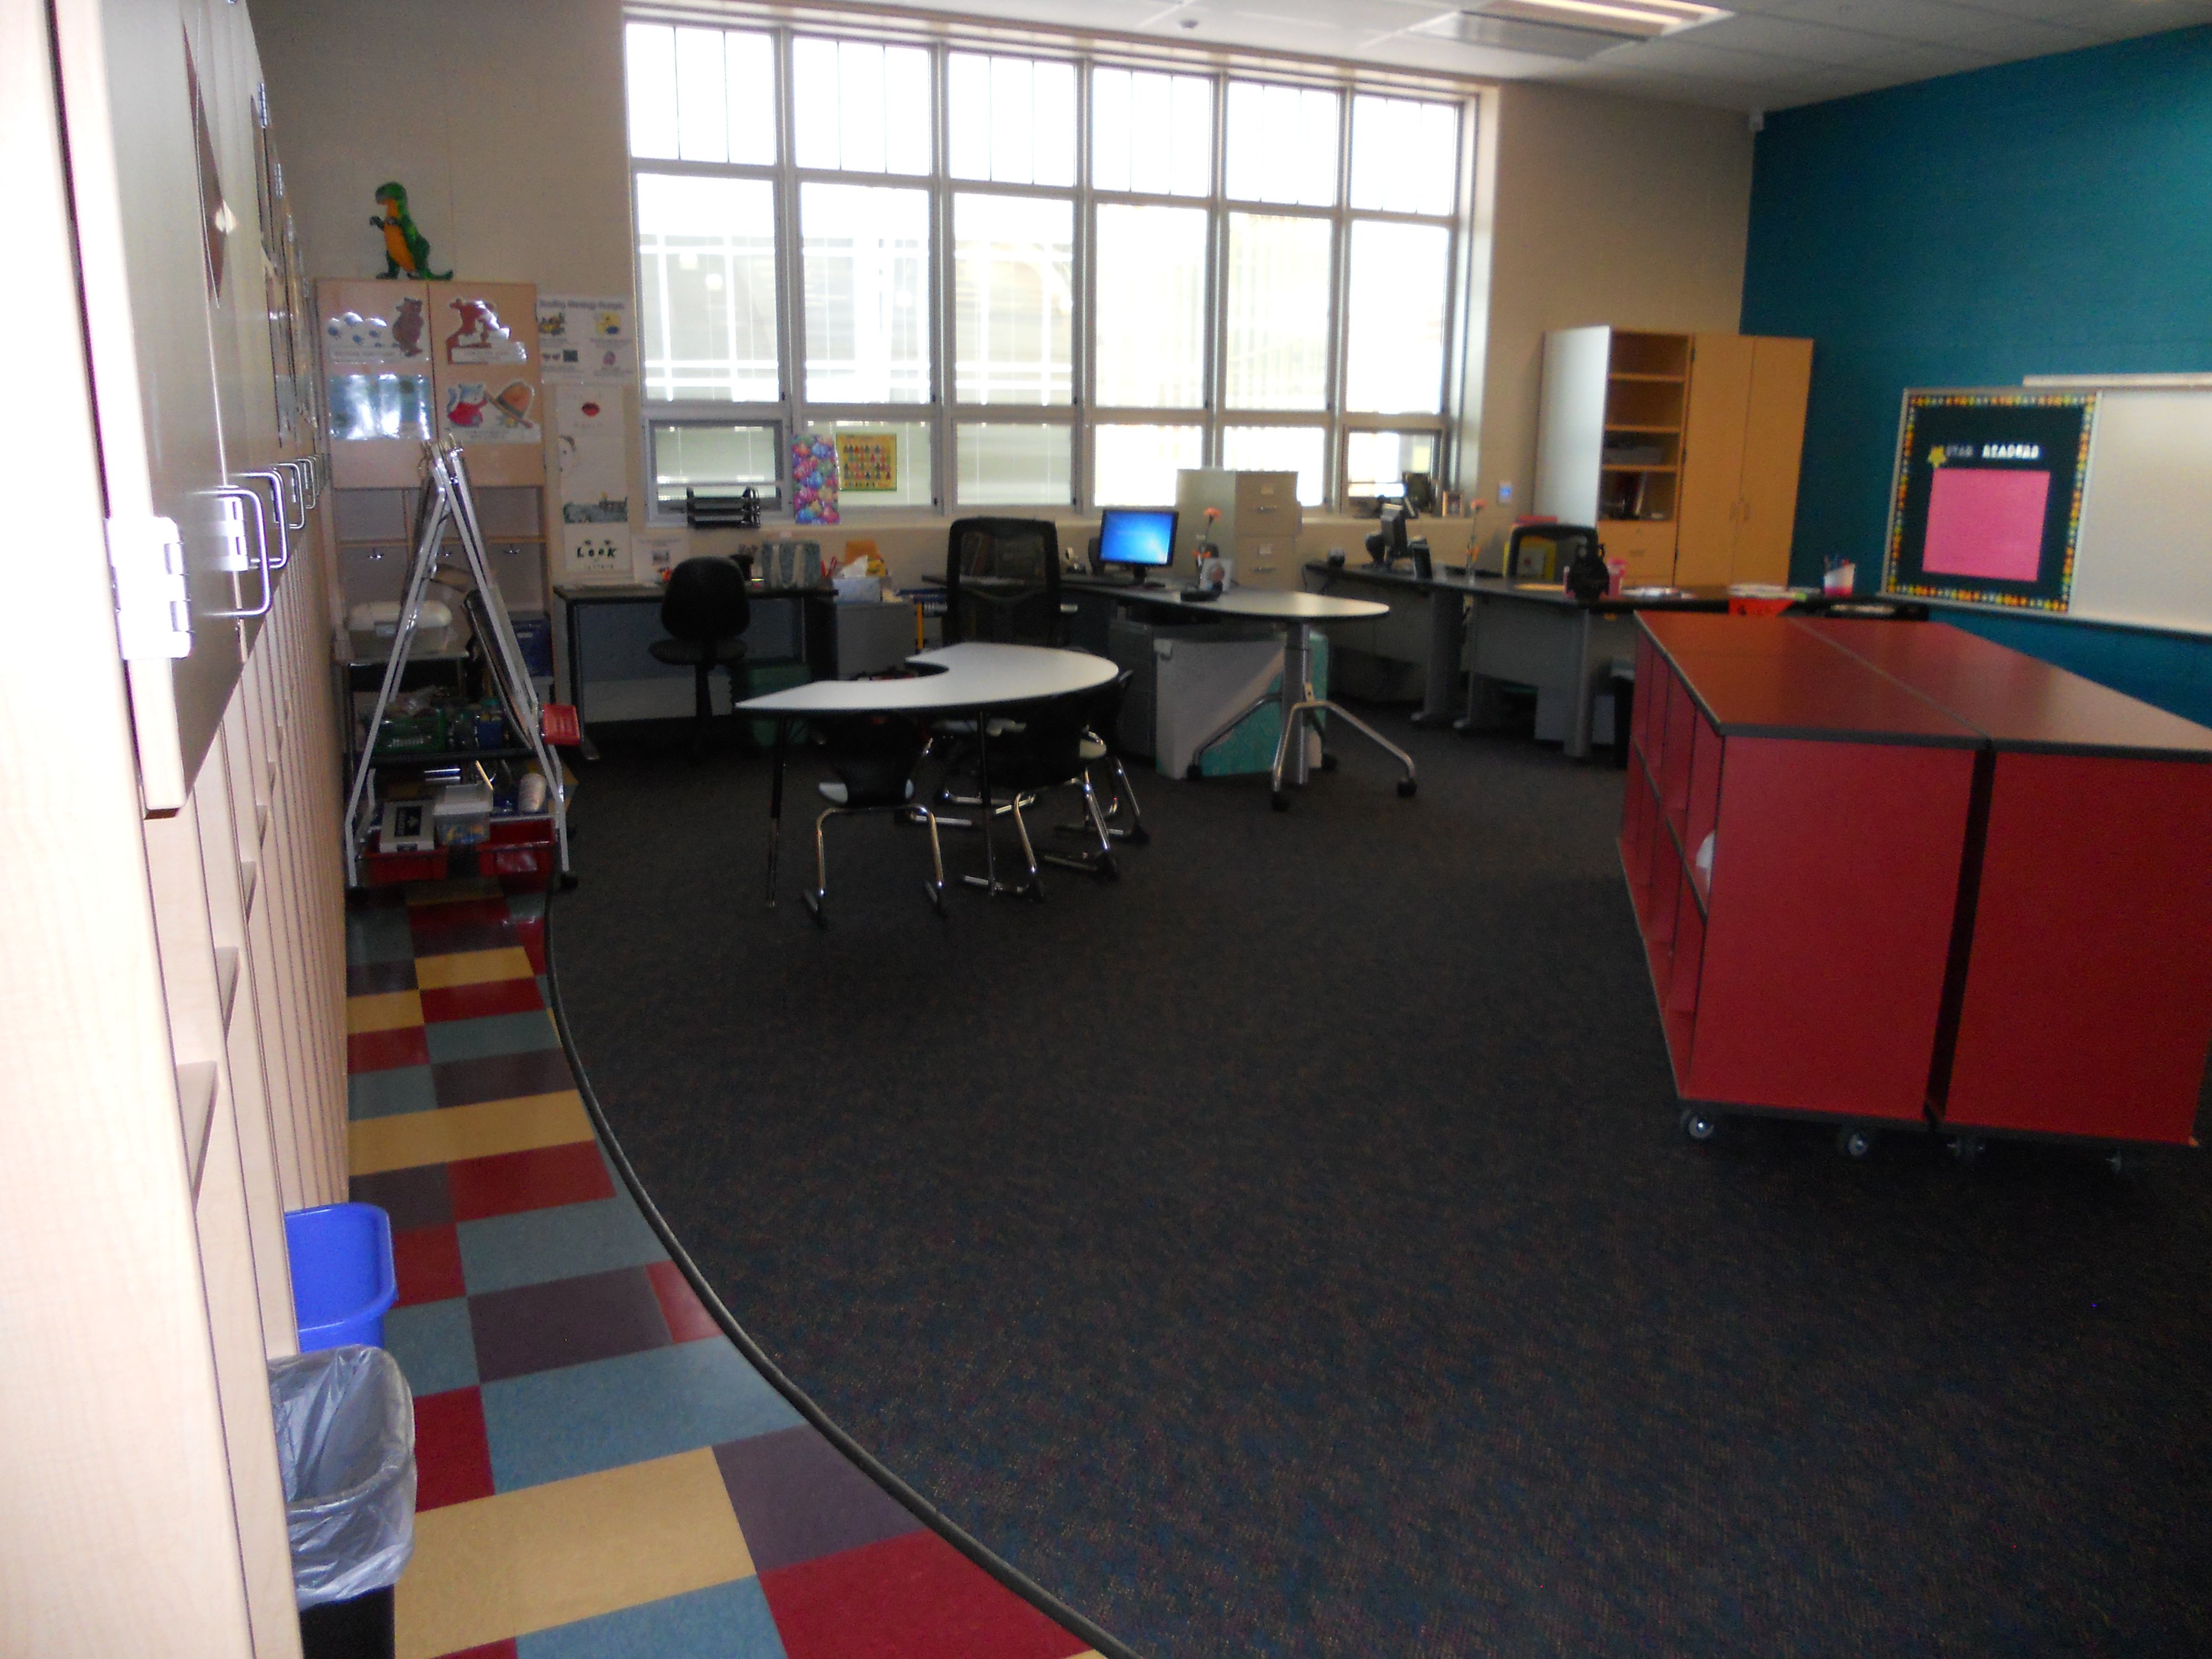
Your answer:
735,641 -> 1118,902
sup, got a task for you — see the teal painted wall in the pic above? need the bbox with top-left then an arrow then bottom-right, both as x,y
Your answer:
1740,26 -> 2212,723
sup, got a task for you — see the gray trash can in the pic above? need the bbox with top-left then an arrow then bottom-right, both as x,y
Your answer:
269,1344 -> 416,1659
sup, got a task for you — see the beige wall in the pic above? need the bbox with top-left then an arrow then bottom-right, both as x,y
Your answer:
1468,81 -> 1753,555
259,0 -> 1752,581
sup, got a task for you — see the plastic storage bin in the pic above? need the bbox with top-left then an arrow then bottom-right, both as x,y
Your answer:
285,1204 -> 398,1352
269,1343 -> 416,1659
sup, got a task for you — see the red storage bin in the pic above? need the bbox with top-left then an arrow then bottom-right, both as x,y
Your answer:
476,816 -> 557,890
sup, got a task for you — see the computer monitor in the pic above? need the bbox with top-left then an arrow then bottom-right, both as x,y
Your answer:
1097,508 -> 1177,581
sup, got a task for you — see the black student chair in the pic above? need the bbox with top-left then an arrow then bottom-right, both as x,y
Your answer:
975,682 -> 1123,895
804,713 -> 946,926
1057,668 -> 1149,847
648,557 -> 751,757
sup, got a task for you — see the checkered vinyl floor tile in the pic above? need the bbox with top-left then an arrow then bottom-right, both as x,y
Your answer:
347,879 -> 1104,1659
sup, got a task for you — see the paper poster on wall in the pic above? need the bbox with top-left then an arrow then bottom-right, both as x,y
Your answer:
634,530 -> 684,586
538,295 -> 636,382
561,524 -> 633,586
791,434 -> 838,525
324,295 -> 429,365
444,295 -> 529,364
444,378 -> 539,443
834,431 -> 898,493
554,384 -> 628,523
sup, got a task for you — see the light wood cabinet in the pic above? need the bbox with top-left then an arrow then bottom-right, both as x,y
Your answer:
1535,326 -> 1812,589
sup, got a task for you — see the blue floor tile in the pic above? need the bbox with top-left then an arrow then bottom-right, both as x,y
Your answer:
345,908 -> 418,967
483,1342 -> 802,1493
384,1297 -> 479,1397
458,1197 -> 667,1295
348,1065 -> 440,1121
516,1577 -> 786,1659
426,1009 -> 562,1065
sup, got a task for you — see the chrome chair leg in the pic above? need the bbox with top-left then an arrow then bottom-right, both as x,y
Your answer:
804,807 -> 843,926
914,805 -> 948,914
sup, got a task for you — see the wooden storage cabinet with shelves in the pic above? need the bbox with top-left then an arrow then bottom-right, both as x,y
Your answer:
1537,326 -> 1812,589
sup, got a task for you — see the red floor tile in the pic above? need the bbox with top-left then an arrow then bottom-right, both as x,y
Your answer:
393,1223 -> 466,1307
646,1259 -> 722,1344
407,896 -> 513,931
347,1025 -> 430,1074
414,1387 -> 496,1511
419,976 -> 545,1024
760,1530 -> 1088,1659
446,1140 -> 614,1223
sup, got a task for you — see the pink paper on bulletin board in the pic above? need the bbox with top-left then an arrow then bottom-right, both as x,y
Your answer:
1923,467 -> 2050,582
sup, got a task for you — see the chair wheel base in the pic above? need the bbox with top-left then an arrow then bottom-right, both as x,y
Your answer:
1320,752 -> 1339,773
1397,778 -> 1418,799
1185,763 -> 1203,780
1270,792 -> 1290,812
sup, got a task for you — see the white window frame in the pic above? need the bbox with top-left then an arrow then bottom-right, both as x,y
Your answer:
626,19 -> 1479,520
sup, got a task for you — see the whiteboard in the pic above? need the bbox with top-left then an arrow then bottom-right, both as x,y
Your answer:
2069,390 -> 2212,638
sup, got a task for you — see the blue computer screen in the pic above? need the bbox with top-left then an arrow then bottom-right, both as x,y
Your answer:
1098,508 -> 1177,570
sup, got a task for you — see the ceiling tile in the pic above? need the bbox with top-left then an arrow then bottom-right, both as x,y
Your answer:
1688,12 -> 1920,62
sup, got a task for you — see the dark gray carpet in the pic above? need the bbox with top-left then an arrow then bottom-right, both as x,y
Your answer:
552,708 -> 2212,1658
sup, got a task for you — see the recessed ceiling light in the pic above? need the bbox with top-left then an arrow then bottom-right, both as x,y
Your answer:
1415,0 -> 1730,59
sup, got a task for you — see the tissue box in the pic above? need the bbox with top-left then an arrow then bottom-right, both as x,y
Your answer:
833,576 -> 883,603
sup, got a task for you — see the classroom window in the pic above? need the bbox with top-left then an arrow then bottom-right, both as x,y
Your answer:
635,174 -> 780,403
792,39 -> 933,175
954,194 -> 1074,405
625,23 -> 1474,513
958,422 -> 1072,505
1092,204 -> 1207,409
649,420 -> 782,510
1093,424 -> 1204,506
1091,67 -> 1212,197
948,53 -> 1078,186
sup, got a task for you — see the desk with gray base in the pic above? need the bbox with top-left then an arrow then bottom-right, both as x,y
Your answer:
1073,583 -> 1411,809
1302,561 -> 1481,725
735,642 -> 1117,903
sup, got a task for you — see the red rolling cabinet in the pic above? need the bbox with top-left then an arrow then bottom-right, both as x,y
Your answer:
1623,616 -> 1982,1126
1799,620 -> 2212,1147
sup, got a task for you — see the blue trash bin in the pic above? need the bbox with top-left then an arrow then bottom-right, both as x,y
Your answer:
285,1204 -> 398,1352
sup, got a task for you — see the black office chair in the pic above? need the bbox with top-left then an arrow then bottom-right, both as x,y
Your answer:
648,557 -> 751,758
1505,523 -> 1599,582
804,713 -> 946,926
945,518 -> 1062,646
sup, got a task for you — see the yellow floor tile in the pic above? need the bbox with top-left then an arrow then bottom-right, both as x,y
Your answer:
348,1091 -> 594,1175
413,946 -> 535,989
395,1448 -> 754,1659
347,990 -> 424,1035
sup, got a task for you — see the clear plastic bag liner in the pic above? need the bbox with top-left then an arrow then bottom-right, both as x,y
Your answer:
268,1344 -> 416,1607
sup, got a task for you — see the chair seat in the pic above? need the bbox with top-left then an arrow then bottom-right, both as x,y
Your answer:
818,778 -> 917,807
1079,733 -> 1107,761
648,636 -> 747,668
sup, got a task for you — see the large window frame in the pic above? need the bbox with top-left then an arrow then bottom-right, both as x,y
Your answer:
628,19 -> 1477,521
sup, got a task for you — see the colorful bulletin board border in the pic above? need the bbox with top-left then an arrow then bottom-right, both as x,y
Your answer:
834,431 -> 899,493
1882,390 -> 2098,614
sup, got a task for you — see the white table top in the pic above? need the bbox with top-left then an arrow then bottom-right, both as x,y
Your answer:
734,641 -> 1117,716
1091,585 -> 1386,622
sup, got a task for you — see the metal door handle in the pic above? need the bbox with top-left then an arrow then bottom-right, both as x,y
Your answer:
236,469 -> 293,566
207,485 -> 274,618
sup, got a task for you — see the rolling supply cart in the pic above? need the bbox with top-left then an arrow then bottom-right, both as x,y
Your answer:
343,439 -> 577,890
1623,612 -> 2212,1167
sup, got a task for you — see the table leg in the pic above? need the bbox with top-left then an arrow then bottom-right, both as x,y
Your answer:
567,598 -> 601,763
1412,589 -> 1463,725
1282,622 -> 1312,787
1455,593 -> 1485,734
1566,608 -> 1597,760
764,716 -> 787,907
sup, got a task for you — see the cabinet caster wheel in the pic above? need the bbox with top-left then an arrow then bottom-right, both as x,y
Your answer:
1838,1125 -> 1874,1160
1271,792 -> 1290,812
1949,1133 -> 1985,1166
1396,778 -> 1418,799
1680,1107 -> 1719,1144
1320,752 -> 1339,773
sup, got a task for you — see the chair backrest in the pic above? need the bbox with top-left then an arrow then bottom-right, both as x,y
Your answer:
1506,524 -> 1598,582
945,518 -> 1061,646
817,713 -> 930,809
660,557 -> 752,644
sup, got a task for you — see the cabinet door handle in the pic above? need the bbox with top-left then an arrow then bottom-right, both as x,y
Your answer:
236,469 -> 293,566
206,485 -> 275,619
